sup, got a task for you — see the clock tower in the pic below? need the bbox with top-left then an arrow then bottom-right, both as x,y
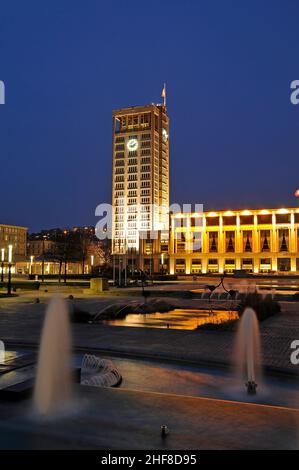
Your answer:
111,103 -> 169,255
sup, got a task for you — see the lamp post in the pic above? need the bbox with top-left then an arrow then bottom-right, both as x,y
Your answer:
90,255 -> 94,275
30,255 -> 34,275
161,253 -> 164,275
41,235 -> 46,283
7,244 -> 12,296
1,248 -> 4,283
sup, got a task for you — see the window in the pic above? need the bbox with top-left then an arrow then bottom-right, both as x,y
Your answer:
260,230 -> 270,252
278,258 -> 290,272
206,217 -> 219,226
222,216 -> 236,226
190,217 -> 203,227
258,214 -> 272,224
209,232 -> 218,252
191,232 -> 202,252
239,215 -> 254,225
278,229 -> 289,252
276,214 -> 291,224
225,231 -> 235,252
141,133 -> 151,140
115,144 -> 124,151
243,230 -> 252,252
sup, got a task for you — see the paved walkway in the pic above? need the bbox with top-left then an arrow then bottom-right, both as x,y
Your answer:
0,293 -> 299,374
0,387 -> 298,449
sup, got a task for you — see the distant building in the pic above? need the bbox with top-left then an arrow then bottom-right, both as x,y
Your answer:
27,239 -> 57,257
25,226 -> 110,276
0,224 -> 27,262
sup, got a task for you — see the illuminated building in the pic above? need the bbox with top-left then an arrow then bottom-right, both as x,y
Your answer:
169,208 -> 299,274
112,103 -> 169,255
0,224 -> 27,275
0,224 -> 27,262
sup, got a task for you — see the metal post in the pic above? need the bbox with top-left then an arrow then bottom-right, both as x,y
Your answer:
7,263 -> 12,295
118,255 -> 121,286
113,253 -> 116,285
41,237 -> 45,283
1,248 -> 5,283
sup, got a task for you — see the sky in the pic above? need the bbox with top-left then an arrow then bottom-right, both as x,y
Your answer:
0,0 -> 299,232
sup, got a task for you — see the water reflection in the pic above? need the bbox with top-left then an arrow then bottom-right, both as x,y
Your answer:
102,308 -> 238,330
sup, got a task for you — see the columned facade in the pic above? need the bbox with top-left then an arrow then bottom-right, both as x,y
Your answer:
169,208 -> 299,275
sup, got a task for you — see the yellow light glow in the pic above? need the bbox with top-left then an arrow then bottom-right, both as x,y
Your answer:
8,245 -> 12,263
206,212 -> 217,217
1,248 -> 4,262
30,255 -> 34,264
259,210 -> 270,215
223,211 -> 234,216
241,210 -> 252,216
276,208 -> 289,214
91,255 -> 94,266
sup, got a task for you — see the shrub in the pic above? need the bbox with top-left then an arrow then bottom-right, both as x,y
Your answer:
199,320 -> 238,331
237,292 -> 280,322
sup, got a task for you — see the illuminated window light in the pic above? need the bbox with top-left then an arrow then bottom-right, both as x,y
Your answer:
241,210 -> 252,216
223,211 -> 234,216
206,212 -> 217,217
259,210 -> 270,215
276,208 -> 289,214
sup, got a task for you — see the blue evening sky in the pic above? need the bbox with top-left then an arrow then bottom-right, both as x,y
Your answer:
0,0 -> 298,231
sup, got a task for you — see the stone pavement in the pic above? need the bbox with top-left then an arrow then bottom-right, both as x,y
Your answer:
0,387 -> 298,449
0,293 -> 299,374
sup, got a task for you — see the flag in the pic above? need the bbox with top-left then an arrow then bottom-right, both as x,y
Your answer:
161,83 -> 166,105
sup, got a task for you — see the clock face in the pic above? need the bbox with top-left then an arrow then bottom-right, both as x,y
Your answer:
162,128 -> 168,142
127,138 -> 138,151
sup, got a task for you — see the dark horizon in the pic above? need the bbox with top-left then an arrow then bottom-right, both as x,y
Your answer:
1,0 -> 299,232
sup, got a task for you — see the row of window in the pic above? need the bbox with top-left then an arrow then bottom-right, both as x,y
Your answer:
174,213 -> 299,227
174,258 -> 299,273
175,229 -> 296,253
115,133 -> 151,143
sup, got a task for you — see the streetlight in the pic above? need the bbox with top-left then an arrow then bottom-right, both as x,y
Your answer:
7,244 -> 12,296
161,253 -> 164,274
90,255 -> 94,275
1,248 -> 4,283
41,235 -> 46,283
30,255 -> 34,275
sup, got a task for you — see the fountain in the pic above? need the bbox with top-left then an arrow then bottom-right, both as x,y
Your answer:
234,307 -> 261,395
33,296 -> 73,415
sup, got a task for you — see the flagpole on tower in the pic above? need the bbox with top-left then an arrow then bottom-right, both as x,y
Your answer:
162,82 -> 166,107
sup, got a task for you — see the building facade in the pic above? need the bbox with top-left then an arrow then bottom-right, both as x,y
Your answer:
0,224 -> 27,263
27,239 -> 57,257
112,103 -> 169,254
169,208 -> 299,275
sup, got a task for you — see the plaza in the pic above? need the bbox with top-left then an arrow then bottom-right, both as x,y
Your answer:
0,278 -> 298,449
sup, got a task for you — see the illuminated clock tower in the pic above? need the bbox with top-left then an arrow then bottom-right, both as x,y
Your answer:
112,102 -> 169,254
